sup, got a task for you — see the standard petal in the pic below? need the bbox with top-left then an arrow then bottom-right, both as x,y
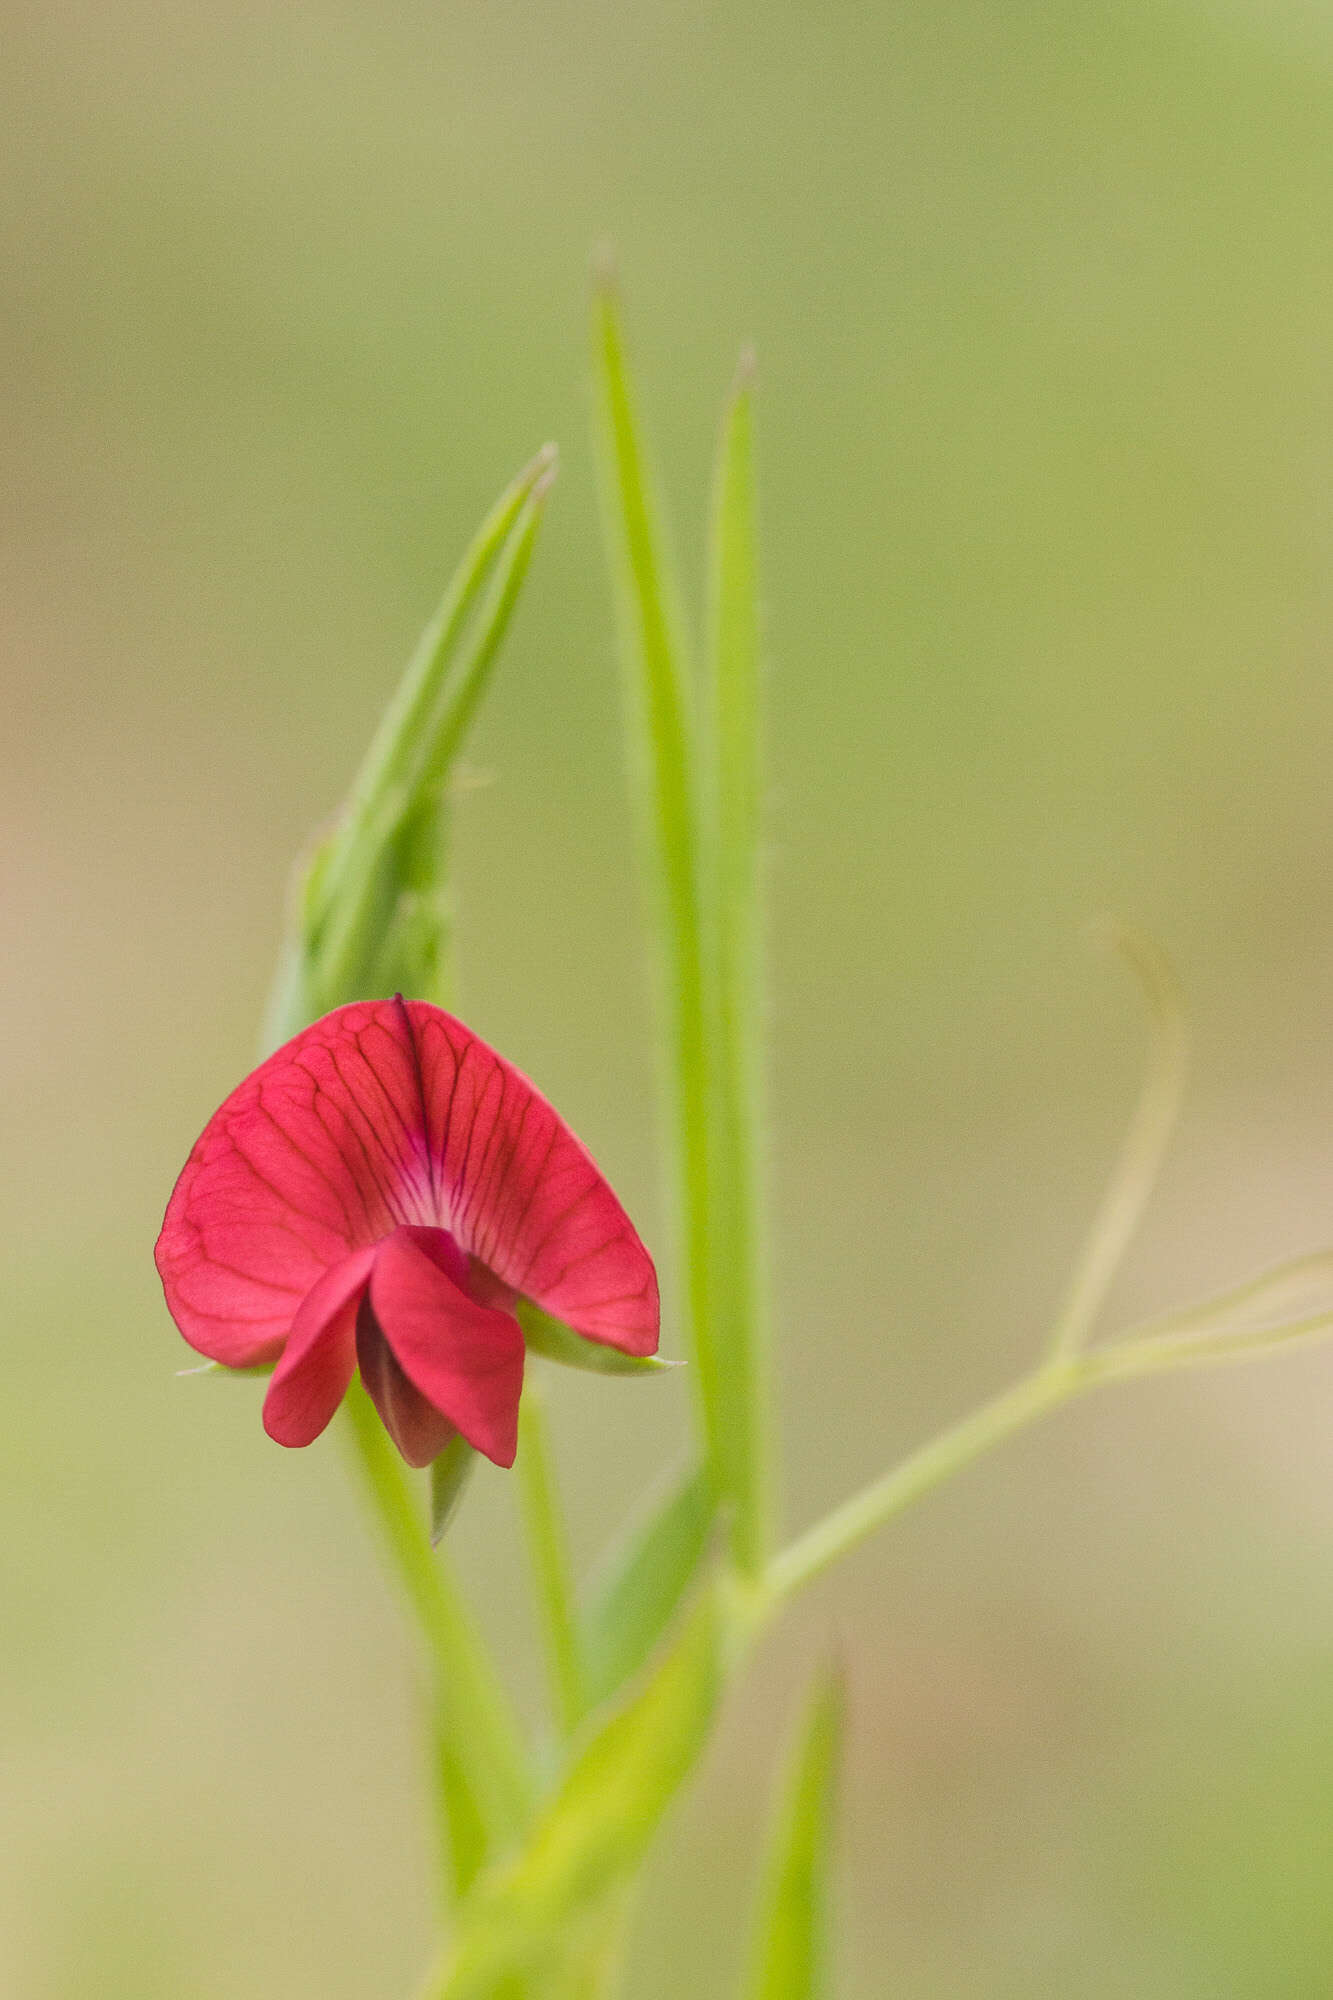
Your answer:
369,1225 -> 525,1468
356,1311 -> 459,1469
403,1002 -> 660,1356
156,1000 -> 436,1367
262,1247 -> 375,1447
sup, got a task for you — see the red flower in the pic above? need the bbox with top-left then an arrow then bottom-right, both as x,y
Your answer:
155,998 -> 659,1468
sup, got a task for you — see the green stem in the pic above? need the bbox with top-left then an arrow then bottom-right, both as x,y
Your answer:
766,1294 -> 1333,1606
765,1359 -> 1084,1605
518,1387 -> 585,1738
1047,921 -> 1188,1361
341,1381 -> 533,1849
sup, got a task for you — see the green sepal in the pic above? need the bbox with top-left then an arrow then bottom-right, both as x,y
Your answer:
517,1299 -> 683,1377
175,1359 -> 275,1378
429,1434 -> 477,1546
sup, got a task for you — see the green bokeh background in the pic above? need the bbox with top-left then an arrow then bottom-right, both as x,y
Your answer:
7,1 -> 1333,1992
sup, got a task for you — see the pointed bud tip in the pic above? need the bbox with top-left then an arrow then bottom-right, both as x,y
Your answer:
529,460 -> 559,507
519,440 -> 559,489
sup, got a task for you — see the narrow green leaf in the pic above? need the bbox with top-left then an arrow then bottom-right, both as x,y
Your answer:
518,1387 -> 585,1737
420,1584 -> 725,2000
328,444 -> 556,909
518,1300 -> 682,1378
432,1716 -> 489,1903
312,473 -> 555,1012
591,276 -> 724,1553
579,1462 -> 715,1711
429,1434 -> 477,1547
262,447 -> 556,1047
743,1665 -> 846,2000
705,352 -> 769,1576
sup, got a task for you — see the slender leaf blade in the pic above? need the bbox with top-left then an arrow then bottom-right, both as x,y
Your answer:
743,1665 -> 846,2000
262,447 -> 556,1047
312,473 -> 555,1011
591,278 -> 723,1519
422,1583 -> 725,2000
579,1462 -> 715,1711
432,1716 -> 489,1903
705,353 -> 769,1575
331,443 -> 556,898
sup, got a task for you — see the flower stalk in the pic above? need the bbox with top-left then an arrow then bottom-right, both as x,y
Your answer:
342,1377 -> 533,1851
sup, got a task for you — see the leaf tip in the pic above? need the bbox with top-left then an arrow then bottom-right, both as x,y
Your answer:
525,439 -> 560,484
529,455 -> 560,508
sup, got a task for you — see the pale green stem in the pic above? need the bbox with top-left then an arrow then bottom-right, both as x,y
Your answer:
518,1387 -> 586,1738
341,1380 -> 533,1849
1046,921 -> 1188,1360
765,1301 -> 1333,1607
765,1359 -> 1084,1605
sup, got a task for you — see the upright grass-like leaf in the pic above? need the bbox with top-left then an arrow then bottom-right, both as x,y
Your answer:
432,1723 -> 488,1904
704,351 -> 769,1576
590,278 -> 722,1523
742,1665 -> 846,2000
263,445 -> 557,1047
418,1583 -> 726,2000
579,1462 -> 715,1712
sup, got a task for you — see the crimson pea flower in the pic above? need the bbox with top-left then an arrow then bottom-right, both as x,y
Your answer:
155,998 -> 659,1469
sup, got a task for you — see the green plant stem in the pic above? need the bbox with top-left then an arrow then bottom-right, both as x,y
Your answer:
1046,921 -> 1188,1360
765,1358 -> 1084,1605
765,1302 -> 1333,1607
518,1387 -> 585,1738
341,1380 -> 533,1850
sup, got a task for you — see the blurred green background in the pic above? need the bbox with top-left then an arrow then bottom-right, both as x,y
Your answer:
6,0 -> 1333,1993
